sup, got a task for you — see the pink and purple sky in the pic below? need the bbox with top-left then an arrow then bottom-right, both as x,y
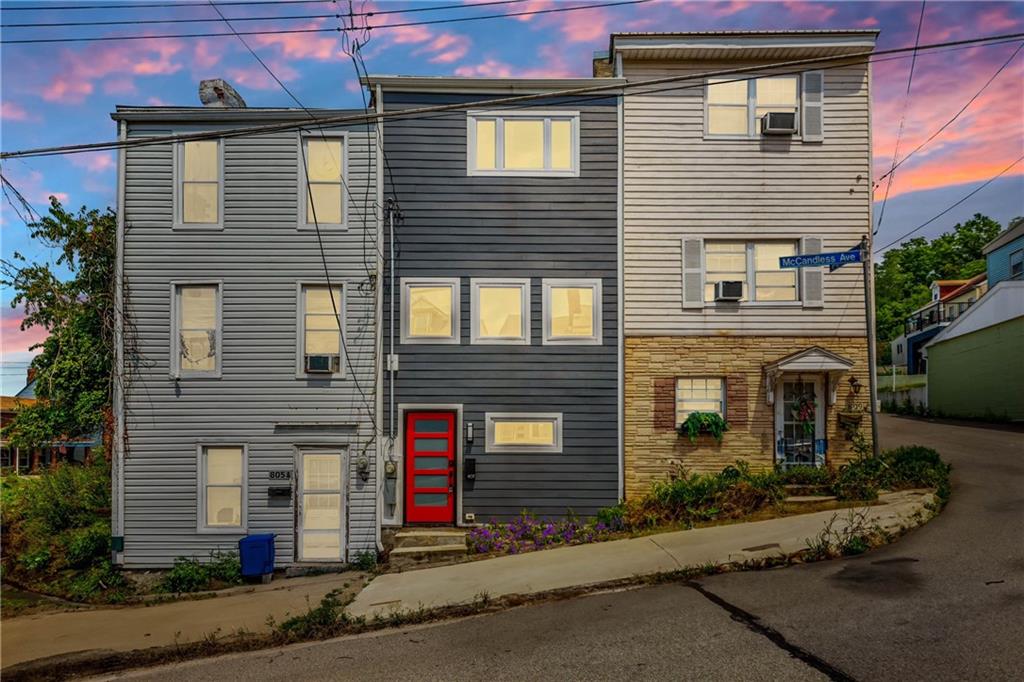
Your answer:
2,0 -> 1023,391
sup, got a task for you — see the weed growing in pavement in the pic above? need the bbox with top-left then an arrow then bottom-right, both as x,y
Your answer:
158,551 -> 243,594
351,550 -> 378,572
804,508 -> 883,559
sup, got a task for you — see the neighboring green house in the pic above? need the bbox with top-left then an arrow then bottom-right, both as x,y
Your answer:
925,280 -> 1024,421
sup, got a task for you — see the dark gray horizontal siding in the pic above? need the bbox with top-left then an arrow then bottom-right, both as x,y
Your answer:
383,91 -> 619,521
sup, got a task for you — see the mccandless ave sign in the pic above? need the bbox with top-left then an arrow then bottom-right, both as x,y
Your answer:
779,249 -> 863,269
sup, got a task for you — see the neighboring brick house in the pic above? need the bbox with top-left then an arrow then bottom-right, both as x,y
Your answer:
605,31 -> 878,496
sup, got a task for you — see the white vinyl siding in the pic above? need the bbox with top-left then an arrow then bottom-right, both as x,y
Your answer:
676,378 -> 725,423
467,111 -> 580,177
198,445 -> 246,533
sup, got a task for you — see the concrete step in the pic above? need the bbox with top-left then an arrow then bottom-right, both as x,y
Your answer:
785,495 -> 839,504
394,528 -> 467,549
389,544 -> 467,570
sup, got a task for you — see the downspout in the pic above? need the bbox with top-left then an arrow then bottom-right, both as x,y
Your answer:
112,118 -> 127,564
374,83 -> 385,551
615,51 -> 625,502
388,200 -> 396,447
865,60 -> 881,457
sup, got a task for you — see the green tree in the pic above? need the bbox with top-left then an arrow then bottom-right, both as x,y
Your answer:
874,213 -> 1002,363
1,198 -> 115,451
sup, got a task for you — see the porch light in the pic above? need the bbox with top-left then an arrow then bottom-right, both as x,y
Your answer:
849,376 -> 863,395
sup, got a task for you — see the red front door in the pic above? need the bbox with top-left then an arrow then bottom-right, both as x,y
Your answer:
405,411 -> 456,524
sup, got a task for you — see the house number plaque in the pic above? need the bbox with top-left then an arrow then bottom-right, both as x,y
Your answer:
268,470 -> 292,480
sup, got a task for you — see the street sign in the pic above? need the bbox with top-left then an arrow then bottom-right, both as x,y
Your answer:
779,249 -> 863,269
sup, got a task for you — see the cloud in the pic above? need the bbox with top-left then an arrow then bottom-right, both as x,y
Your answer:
454,59 -> 514,78
226,61 -> 300,90
70,152 -> 116,173
249,20 -> 340,60
417,33 -> 472,64
0,306 -> 49,360
102,77 -> 137,95
40,39 -> 186,104
0,101 -> 36,122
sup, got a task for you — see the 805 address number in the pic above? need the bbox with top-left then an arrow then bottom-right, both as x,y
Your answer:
269,471 -> 292,480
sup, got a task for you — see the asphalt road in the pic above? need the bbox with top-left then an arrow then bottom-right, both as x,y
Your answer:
113,415 -> 1024,682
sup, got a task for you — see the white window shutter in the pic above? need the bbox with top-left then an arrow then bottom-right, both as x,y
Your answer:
802,71 -> 824,142
801,236 -> 824,308
681,237 -> 704,310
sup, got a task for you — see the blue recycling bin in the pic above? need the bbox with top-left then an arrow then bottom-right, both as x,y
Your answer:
238,533 -> 275,578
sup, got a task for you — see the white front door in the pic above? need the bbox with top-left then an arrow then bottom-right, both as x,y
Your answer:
297,451 -> 345,562
775,376 -> 826,469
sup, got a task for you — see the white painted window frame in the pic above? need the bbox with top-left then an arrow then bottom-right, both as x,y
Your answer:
704,75 -> 802,140
401,277 -> 461,345
701,240 -> 801,306
297,131 -> 348,231
197,443 -> 248,534
542,278 -> 603,345
469,278 -> 531,345
467,110 -> 580,177
295,281 -> 347,379
172,138 -> 224,230
170,280 -> 223,379
484,412 -> 563,454
675,377 -> 726,425
295,446 -> 347,562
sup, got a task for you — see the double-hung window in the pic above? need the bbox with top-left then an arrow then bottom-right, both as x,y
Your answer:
298,284 -> 344,376
706,75 -> 800,137
172,282 -> 221,377
468,112 -> 579,176
542,279 -> 602,345
676,378 -> 725,425
175,140 -> 222,228
198,445 -> 246,532
402,278 -> 460,344
1010,249 -> 1023,280
704,241 -> 798,303
485,413 -> 563,453
470,278 -> 530,344
299,134 -> 346,228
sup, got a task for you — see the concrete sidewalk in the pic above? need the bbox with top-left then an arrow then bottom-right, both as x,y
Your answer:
348,490 -> 935,619
1,572 -> 363,669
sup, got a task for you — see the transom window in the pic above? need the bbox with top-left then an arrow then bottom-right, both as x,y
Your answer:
173,283 -> 220,377
707,75 -> 800,137
299,284 -> 343,375
471,279 -> 530,344
176,140 -> 221,226
469,112 -> 579,176
300,136 -> 345,228
199,445 -> 245,531
704,241 -> 798,302
542,279 -> 601,345
676,378 -> 725,424
485,413 -> 563,453
402,278 -> 460,344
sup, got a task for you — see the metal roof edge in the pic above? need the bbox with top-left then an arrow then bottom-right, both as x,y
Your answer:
110,106 -> 366,122
359,75 -> 626,94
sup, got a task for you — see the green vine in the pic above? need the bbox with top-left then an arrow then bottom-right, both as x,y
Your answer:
677,412 -> 730,444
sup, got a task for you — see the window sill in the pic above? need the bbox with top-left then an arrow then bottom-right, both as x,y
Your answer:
171,372 -> 223,380
542,337 -> 603,346
298,223 -> 348,231
401,337 -> 462,345
197,526 -> 247,535
702,134 -> 804,142
172,223 -> 225,231
702,301 -> 803,309
468,169 -> 579,178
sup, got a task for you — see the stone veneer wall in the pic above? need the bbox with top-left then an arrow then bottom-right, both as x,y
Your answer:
624,336 -> 872,498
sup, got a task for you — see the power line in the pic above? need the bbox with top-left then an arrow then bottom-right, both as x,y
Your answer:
0,0 -> 649,44
1,0 -> 527,28
875,41 -> 1024,186
874,0 -> 926,235
873,154 -> 1024,253
2,0 -> 338,10
5,31 -> 1022,161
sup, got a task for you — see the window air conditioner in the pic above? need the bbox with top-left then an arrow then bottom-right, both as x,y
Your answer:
761,111 -> 798,135
305,354 -> 339,373
714,281 -> 744,302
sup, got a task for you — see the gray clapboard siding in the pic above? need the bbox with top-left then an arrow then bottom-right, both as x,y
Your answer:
117,111 -> 378,568
381,91 -> 619,521
621,60 -> 871,336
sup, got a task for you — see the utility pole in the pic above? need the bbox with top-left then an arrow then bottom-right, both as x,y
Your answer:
861,234 -> 881,457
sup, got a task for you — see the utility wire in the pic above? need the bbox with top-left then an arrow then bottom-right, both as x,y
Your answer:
5,31 -> 1022,160
0,0 -> 649,44
1,0 -> 527,28
875,40 -> 1024,185
2,0 -> 344,10
875,0 -> 926,235
873,154 -> 1023,253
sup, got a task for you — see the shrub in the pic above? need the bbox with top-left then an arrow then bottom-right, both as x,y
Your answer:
777,465 -> 834,486
158,552 -> 243,593
833,445 -> 950,501
351,550 -> 378,572
277,592 -> 349,640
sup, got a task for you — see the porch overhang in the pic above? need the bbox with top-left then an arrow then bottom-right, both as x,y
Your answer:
764,346 -> 855,406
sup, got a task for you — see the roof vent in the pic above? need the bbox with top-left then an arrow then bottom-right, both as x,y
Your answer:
199,79 -> 246,108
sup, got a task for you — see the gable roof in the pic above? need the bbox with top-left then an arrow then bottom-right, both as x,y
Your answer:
982,217 -> 1024,255
764,346 -> 855,374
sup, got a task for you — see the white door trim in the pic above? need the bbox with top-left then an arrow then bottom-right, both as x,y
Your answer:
296,448 -> 346,562
775,374 -> 826,465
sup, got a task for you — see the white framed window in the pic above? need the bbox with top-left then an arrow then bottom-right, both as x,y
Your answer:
197,444 -> 246,533
485,413 -> 562,454
297,283 -> 345,377
467,111 -> 579,177
1010,248 -> 1023,280
173,139 -> 223,228
706,75 -> 800,138
298,133 -> 346,229
470,278 -> 530,345
401,278 -> 460,345
676,378 -> 725,424
171,281 -> 222,378
703,241 -> 798,303
542,278 -> 602,345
